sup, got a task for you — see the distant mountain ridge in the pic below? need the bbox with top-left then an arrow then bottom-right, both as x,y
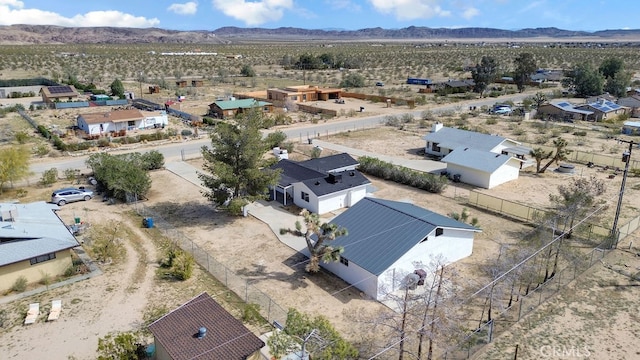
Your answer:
1,24 -> 640,44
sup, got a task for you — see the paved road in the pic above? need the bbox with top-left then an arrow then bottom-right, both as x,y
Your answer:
27,90 -> 547,179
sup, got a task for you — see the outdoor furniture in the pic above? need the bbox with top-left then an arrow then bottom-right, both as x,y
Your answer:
24,303 -> 39,325
47,300 -> 62,321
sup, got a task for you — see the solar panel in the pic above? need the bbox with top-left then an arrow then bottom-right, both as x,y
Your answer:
48,86 -> 74,94
557,102 -> 570,107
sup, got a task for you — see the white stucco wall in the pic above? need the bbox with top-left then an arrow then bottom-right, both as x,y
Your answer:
487,160 -> 521,188
376,228 -> 475,300
141,112 -> 168,129
294,183 -> 368,215
320,256 -> 379,299
446,165 -> 490,189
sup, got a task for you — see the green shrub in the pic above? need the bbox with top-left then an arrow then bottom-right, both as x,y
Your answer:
40,168 -> 58,186
358,156 -> 448,193
180,129 -> 193,137
15,131 -> 28,144
37,125 -> 51,139
573,131 -> 587,136
52,135 -> 67,151
64,168 -> 78,182
11,276 -> 28,293
140,150 -> 165,170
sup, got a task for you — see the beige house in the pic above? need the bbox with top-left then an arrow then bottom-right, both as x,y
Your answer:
148,292 -> 264,360
0,202 -> 79,293
267,85 -> 342,103
39,85 -> 80,103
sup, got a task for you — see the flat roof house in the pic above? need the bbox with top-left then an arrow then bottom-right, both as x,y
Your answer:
0,201 -> 80,293
148,292 -> 264,360
316,197 -> 480,301
267,85 -> 342,103
40,85 -> 80,103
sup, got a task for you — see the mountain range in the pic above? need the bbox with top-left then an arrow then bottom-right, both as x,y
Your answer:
2,24 -> 640,44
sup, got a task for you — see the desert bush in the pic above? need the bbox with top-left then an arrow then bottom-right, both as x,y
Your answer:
180,129 -> 193,137
485,117 -> 498,125
264,130 -> 287,149
63,168 -> 78,182
40,168 -> 58,186
159,246 -> 194,281
11,276 -> 28,293
15,131 -> 28,144
385,115 -> 400,127
358,156 -> 448,193
141,150 -> 165,170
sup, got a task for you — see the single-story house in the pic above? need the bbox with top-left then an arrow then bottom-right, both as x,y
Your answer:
537,101 -> 594,122
269,153 -> 370,214
191,80 -> 203,87
267,85 -> 342,103
77,109 -> 168,135
622,121 -> 640,135
208,98 -> 273,119
617,96 -> 640,118
0,201 -> 80,293
315,197 -> 480,301
441,147 -> 523,189
175,80 -> 187,88
148,292 -> 264,360
576,99 -> 629,121
422,123 -> 522,158
40,85 -> 80,103
439,79 -> 475,92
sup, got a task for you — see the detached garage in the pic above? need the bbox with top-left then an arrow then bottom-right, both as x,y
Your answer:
442,147 -> 522,189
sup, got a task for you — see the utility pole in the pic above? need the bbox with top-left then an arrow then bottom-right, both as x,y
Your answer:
611,138 -> 636,248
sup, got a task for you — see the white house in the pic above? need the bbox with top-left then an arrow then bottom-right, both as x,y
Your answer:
422,123 -> 524,158
77,109 -> 168,135
441,147 -> 523,189
316,197 -> 480,301
269,153 -> 370,214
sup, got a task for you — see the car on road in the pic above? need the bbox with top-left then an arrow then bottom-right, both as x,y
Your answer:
490,105 -> 513,115
375,81 -> 385,86
51,187 -> 94,206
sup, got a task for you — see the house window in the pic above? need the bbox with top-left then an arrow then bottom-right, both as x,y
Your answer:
301,191 -> 309,202
435,228 -> 444,237
291,96 -> 297,101
432,142 -> 441,152
303,94 -> 307,101
340,256 -> 349,266
501,150 -> 508,156
30,252 -> 56,265
128,120 -> 135,127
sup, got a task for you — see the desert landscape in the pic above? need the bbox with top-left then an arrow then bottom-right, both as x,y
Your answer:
1,33 -> 640,360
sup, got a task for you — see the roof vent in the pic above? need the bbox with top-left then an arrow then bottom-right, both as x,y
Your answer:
495,154 -> 501,157
349,171 -> 355,176
197,327 -> 207,339
315,181 -> 320,185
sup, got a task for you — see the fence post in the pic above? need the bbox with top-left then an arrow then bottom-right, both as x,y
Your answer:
207,253 -> 210,271
245,280 -> 249,302
518,296 -> 523,321
556,271 -> 562,292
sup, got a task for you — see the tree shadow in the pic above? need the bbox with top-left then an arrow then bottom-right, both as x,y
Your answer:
144,200 -> 233,230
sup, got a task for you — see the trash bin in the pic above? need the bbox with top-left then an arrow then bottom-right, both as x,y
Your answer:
144,217 -> 154,228
74,217 -> 81,224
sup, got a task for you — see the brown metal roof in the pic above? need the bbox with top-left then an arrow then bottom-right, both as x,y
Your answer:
80,109 -> 145,124
148,292 -> 265,360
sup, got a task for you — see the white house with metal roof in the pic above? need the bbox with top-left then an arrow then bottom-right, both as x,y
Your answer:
316,197 -> 480,301
0,201 -> 79,293
422,123 -> 531,188
269,153 -> 371,214
441,148 -> 523,189
422,123 -> 522,158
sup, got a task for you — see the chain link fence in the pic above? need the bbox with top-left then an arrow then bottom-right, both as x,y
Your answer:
134,203 -> 288,327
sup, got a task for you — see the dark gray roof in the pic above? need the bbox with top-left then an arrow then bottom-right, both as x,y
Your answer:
326,197 -> 479,275
618,97 -> 640,108
299,153 -> 358,173
0,201 -> 79,266
442,148 -> 517,173
301,170 -> 370,197
422,127 -> 506,152
271,160 -> 326,187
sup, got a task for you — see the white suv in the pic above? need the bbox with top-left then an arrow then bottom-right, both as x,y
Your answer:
51,187 -> 94,206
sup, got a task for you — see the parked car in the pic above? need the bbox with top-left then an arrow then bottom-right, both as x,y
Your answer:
51,187 -> 94,206
375,81 -> 385,87
491,106 -> 512,115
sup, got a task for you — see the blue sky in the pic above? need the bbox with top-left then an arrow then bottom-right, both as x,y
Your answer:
0,0 -> 634,32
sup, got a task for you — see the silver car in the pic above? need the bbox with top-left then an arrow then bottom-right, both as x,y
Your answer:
51,187 -> 94,206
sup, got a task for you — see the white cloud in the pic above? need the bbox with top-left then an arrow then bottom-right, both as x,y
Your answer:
368,0 -> 451,21
461,7 -> 479,20
212,0 -> 294,26
518,0 -> 545,14
0,0 -> 24,8
0,2 -> 160,27
168,2 -> 198,15
325,0 -> 362,12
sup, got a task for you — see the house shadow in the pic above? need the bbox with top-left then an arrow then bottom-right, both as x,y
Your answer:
406,147 -> 425,157
144,201 -> 233,230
